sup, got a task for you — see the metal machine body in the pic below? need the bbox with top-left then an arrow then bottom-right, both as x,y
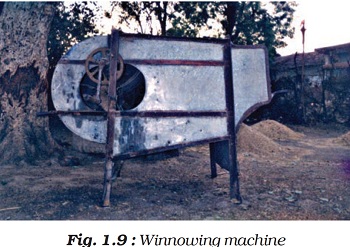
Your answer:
49,30 -> 271,206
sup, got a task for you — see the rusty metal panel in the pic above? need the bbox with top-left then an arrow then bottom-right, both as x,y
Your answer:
232,47 -> 271,127
120,36 -> 224,61
133,65 -> 226,111
48,32 -> 272,205
52,62 -> 107,143
51,35 -> 271,156
120,36 -> 226,112
112,117 -> 228,156
51,35 -> 229,153
64,36 -> 108,60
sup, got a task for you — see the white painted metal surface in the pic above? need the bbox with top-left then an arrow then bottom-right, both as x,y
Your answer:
51,35 -> 270,157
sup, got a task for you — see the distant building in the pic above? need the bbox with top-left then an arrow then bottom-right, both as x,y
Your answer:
265,42 -> 350,125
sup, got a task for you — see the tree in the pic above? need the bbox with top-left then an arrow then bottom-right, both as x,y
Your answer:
174,2 -> 296,58
108,2 -> 172,36
167,2 -> 210,37
110,2 -> 295,58
48,2 -> 98,78
111,2 -> 206,37
0,2 -> 56,165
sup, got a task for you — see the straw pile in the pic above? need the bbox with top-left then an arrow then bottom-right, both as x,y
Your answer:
237,123 -> 282,156
251,120 -> 304,141
237,120 -> 306,157
333,131 -> 350,146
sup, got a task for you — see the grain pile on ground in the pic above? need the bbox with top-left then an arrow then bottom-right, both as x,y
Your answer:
333,131 -> 350,146
237,123 -> 282,156
251,120 -> 304,140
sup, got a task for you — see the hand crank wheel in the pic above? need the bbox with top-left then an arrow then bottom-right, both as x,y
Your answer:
85,47 -> 125,84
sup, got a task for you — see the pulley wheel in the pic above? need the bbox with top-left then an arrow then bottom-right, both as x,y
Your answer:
85,47 -> 125,84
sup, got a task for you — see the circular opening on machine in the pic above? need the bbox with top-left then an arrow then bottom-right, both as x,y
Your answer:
80,63 -> 146,112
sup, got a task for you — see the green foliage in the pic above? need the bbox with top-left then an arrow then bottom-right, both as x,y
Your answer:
114,2 -> 210,37
113,1 -> 296,58
175,2 -> 296,58
112,2 -> 170,35
47,2 -> 98,71
229,2 -> 296,57
167,2 -> 210,37
46,1 -> 296,66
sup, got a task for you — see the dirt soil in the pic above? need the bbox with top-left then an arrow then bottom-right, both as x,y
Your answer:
1,120 -> 350,220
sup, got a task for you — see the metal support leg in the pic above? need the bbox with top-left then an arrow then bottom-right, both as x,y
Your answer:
228,139 -> 242,203
209,140 -> 242,202
102,29 -> 120,207
102,159 -> 114,207
209,143 -> 218,178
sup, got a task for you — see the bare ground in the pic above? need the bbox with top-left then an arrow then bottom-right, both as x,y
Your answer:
1,122 -> 350,220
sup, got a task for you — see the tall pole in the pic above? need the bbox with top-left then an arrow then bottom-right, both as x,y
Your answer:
301,20 -> 306,123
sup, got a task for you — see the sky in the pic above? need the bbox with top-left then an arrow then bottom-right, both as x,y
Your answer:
277,1 -> 350,56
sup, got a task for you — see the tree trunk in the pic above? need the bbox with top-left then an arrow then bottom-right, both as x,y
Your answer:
156,2 -> 168,36
0,3 -> 56,165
